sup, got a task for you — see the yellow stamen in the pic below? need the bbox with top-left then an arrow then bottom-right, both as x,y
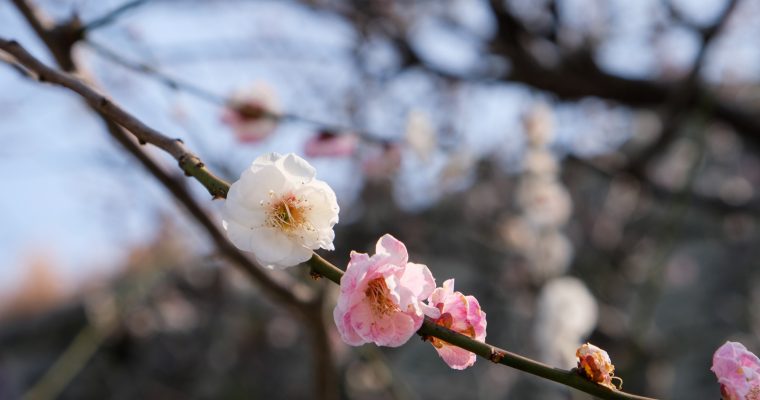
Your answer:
365,278 -> 399,316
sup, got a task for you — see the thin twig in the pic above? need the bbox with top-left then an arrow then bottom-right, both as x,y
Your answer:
0,38 -> 228,199
83,39 -> 392,144
80,0 -> 150,33
305,254 -> 657,400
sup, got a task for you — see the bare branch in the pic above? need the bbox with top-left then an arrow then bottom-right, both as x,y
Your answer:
81,0 -> 150,33
306,254 -> 657,400
84,39 -> 393,145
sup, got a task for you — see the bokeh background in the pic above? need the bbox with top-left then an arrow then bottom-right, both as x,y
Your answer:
1,0 -> 760,399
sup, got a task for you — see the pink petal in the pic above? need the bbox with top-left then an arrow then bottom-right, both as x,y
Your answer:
373,311 -> 419,347
375,234 -> 409,266
399,262 -> 436,304
304,132 -> 358,158
333,304 -> 365,346
436,344 -> 477,370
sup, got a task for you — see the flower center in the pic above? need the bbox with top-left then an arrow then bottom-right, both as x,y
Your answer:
235,102 -> 269,121
265,193 -> 311,233
365,278 -> 398,316
749,385 -> 760,400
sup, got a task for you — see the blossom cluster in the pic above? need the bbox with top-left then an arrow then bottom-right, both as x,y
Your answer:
503,103 -> 574,281
219,151 -> 760,393
222,153 -> 487,369
333,234 -> 487,370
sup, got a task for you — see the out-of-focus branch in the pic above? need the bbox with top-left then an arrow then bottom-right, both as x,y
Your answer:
83,39 -> 392,144
625,0 -> 739,176
0,38 -> 229,199
80,0 -> 150,33
370,0 -> 760,150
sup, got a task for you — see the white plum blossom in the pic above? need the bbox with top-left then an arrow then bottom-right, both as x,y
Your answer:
222,153 -> 339,268
534,277 -> 598,368
405,110 -> 436,162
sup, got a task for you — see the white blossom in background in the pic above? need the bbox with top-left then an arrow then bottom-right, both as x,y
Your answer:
523,103 -> 554,147
504,103 -> 574,281
524,231 -> 574,281
222,153 -> 339,268
439,149 -> 476,191
405,110 -> 436,162
534,277 -> 598,368
515,179 -> 573,228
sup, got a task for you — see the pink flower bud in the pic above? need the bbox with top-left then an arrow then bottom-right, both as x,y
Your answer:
304,131 -> 359,158
221,84 -> 279,143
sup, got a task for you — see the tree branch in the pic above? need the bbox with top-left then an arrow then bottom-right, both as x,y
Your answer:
0,38 -> 229,199
306,254 -> 657,400
2,34 -> 658,400
80,0 -> 150,33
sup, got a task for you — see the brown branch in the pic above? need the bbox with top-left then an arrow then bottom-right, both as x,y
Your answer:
305,254 -> 658,400
625,0 -> 740,176
80,0 -> 150,33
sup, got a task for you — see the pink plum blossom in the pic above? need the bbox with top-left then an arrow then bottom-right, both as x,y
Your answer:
221,84 -> 279,143
424,279 -> 487,370
333,234 -> 437,347
712,341 -> 760,400
304,131 -> 359,158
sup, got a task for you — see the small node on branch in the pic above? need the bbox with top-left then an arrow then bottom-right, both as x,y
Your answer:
175,138 -> 184,144
98,97 -> 109,108
489,348 -> 506,363
138,139 -> 146,145
195,161 -> 205,168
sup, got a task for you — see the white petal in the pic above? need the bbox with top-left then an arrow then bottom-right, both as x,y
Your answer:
278,153 -> 316,182
268,245 -> 313,269
222,219 -> 257,252
247,227 -> 297,266
237,163 -> 289,201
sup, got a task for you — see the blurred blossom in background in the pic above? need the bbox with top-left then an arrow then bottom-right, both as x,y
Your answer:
2,0 -> 760,398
